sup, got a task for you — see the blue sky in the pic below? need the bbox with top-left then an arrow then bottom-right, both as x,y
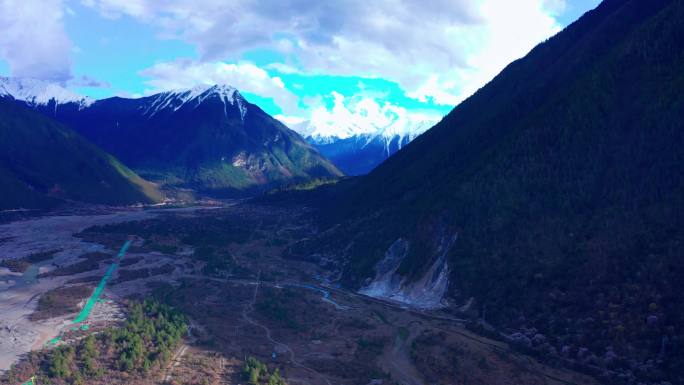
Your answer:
0,0 -> 601,125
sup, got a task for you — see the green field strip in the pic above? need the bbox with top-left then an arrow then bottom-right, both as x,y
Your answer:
31,240 -> 132,383
71,240 -> 130,324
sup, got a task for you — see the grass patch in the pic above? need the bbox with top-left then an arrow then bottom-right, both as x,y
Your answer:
30,285 -> 93,321
0,249 -> 62,273
39,252 -> 111,278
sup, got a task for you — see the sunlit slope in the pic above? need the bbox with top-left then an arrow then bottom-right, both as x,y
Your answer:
27,85 -> 342,196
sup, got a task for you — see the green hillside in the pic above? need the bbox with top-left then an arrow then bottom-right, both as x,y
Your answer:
294,0 -> 684,380
35,86 -> 342,197
0,99 -> 163,209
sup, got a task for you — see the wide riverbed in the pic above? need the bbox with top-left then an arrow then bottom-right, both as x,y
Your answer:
0,207 -> 179,371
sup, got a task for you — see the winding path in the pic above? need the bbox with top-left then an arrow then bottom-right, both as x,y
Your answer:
179,274 -> 590,385
241,271 -> 332,385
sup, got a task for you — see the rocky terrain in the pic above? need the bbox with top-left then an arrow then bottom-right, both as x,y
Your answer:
1,202 -> 602,385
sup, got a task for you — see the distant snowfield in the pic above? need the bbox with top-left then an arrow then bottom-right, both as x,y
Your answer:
287,115 -> 438,175
0,76 -> 93,109
289,114 -> 436,151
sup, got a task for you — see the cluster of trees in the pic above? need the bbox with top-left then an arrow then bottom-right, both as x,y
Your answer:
82,213 -> 257,278
33,299 -> 187,385
45,335 -> 107,384
0,249 -> 61,273
265,177 -> 340,195
48,346 -> 75,380
256,288 -> 300,330
110,300 -> 187,373
180,216 -> 254,247
0,257 -> 31,273
193,245 -> 239,277
242,357 -> 286,385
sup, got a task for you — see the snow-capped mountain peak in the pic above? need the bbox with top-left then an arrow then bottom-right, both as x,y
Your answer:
141,83 -> 247,120
0,76 -> 94,108
171,83 -> 239,101
290,115 -> 437,147
0,77 -> 250,121
285,92 -> 439,148
286,115 -> 439,176
282,95 -> 441,175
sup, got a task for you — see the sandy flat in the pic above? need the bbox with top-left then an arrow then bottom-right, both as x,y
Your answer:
0,209 -> 159,372
0,206 -> 208,372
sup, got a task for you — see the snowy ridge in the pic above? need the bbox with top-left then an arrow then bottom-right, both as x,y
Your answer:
0,77 -> 249,120
290,115 -> 436,154
140,84 -> 247,120
0,77 -> 94,109
285,90 -> 440,154
376,119 -> 435,155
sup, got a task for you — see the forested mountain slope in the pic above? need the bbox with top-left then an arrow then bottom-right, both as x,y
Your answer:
4,83 -> 342,196
0,99 -> 162,209
291,0 -> 684,382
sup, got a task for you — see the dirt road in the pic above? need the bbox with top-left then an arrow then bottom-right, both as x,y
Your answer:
241,272 -> 332,385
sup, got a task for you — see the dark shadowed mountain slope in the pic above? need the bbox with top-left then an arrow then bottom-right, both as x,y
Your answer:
0,99 -> 163,210
288,0 -> 684,382
8,84 -> 342,196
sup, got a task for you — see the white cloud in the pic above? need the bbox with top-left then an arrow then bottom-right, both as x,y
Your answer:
67,75 -> 111,88
0,0 -> 73,81
274,114 -> 307,127
83,0 -> 563,106
80,0 -> 150,19
139,59 -> 300,114
431,0 -> 563,103
543,0 -> 568,16
264,62 -> 301,75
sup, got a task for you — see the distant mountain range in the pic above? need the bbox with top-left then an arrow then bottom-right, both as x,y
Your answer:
0,98 -> 162,210
289,116 -> 436,175
0,75 -> 435,182
1,78 -> 342,196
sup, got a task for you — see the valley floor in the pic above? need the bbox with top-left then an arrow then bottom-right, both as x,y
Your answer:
0,202 -> 599,385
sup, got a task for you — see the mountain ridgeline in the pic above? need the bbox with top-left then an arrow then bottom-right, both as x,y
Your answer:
21,85 -> 342,196
305,134 -> 414,176
0,99 -> 162,210
288,0 -> 684,382
290,117 -> 435,176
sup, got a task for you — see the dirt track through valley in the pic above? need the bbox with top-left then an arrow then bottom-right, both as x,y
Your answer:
241,271 -> 332,385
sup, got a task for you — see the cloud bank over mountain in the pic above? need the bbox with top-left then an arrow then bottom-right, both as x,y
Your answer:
80,0 -> 563,107
0,0 -> 597,140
